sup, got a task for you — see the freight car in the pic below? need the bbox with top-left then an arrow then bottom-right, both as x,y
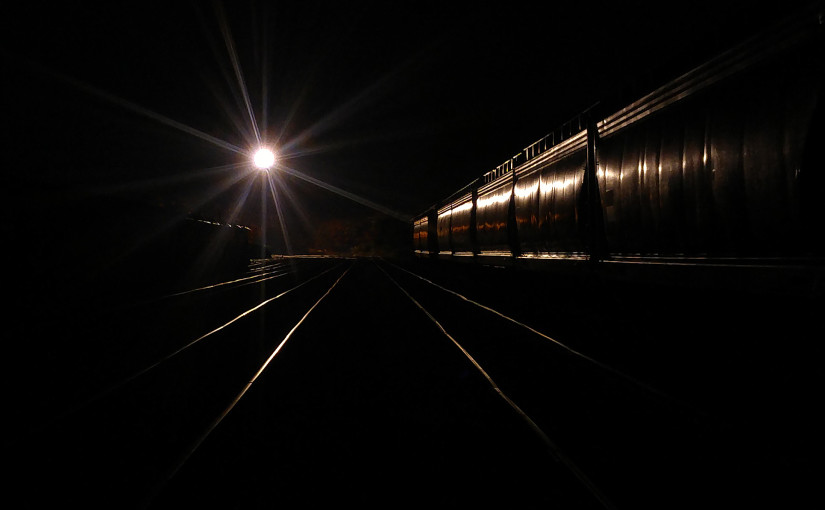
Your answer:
413,2 -> 825,294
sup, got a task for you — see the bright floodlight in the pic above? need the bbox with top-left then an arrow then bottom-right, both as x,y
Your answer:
253,147 -> 276,169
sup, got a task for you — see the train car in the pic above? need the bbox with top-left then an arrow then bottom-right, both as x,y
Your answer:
412,2 -> 824,291
476,174 -> 515,257
413,216 -> 428,254
596,9 -> 823,262
513,129 -> 590,259
447,193 -> 476,257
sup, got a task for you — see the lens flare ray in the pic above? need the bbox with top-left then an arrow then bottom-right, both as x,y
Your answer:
277,164 -> 412,222
29,60 -> 245,155
85,162 -> 249,197
213,0 -> 262,146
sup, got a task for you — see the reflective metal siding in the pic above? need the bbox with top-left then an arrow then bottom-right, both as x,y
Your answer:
597,12 -> 824,258
413,217 -> 428,252
514,171 -> 541,254
598,66 -> 821,257
436,206 -> 452,253
449,195 -> 474,253
599,127 -> 652,254
737,55 -> 819,255
476,181 -> 513,253
514,129 -> 589,256
539,150 -> 587,254
600,104 -> 724,256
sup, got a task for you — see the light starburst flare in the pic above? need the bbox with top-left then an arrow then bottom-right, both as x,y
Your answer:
253,147 -> 276,170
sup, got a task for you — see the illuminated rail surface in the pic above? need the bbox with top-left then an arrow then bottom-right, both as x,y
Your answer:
4,257 -> 821,509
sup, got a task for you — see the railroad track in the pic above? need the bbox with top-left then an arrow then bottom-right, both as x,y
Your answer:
3,257 -> 820,509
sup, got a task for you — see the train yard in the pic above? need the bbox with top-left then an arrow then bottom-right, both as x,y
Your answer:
4,4 -> 823,510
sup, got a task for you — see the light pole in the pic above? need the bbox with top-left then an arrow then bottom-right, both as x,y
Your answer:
253,146 -> 278,259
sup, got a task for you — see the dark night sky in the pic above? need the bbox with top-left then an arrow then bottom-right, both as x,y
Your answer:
1,0 -> 812,254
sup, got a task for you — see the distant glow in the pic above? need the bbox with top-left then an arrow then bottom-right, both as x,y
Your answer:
254,148 -> 276,169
